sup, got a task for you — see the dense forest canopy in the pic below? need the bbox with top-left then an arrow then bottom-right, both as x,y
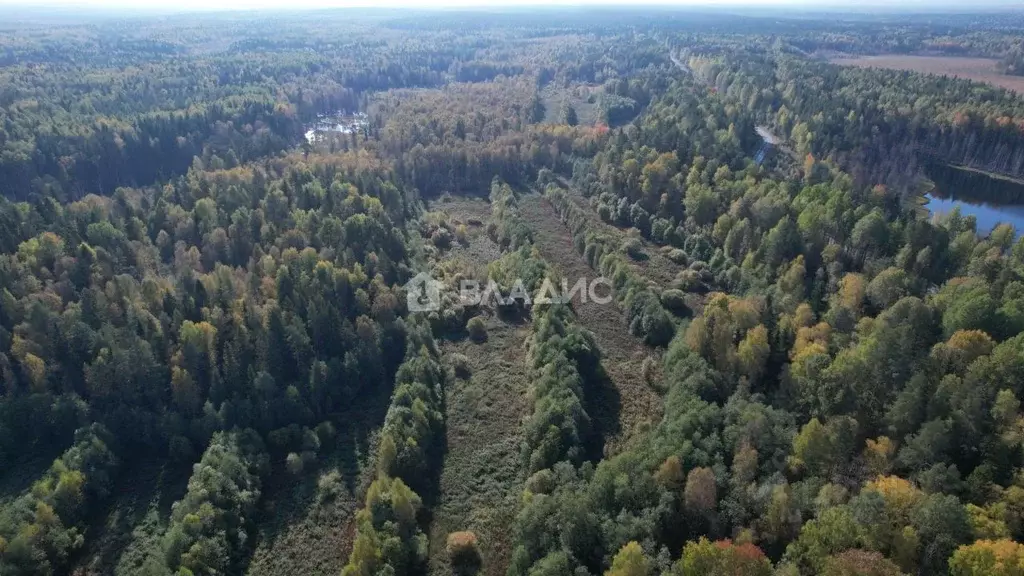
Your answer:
2,5 -> 1024,576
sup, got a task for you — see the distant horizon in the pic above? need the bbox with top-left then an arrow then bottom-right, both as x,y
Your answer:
1,0 -> 1023,16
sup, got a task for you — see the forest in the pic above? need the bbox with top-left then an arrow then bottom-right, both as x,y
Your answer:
2,4 -> 1024,576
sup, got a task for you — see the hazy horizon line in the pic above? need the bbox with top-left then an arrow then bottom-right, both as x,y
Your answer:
2,0 -> 1024,16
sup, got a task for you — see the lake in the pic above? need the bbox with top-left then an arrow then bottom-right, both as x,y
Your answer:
922,160 -> 1024,235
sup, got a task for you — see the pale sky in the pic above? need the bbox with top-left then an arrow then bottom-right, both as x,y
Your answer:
0,0 -> 1018,13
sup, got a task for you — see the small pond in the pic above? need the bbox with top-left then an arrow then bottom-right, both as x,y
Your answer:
922,159 -> 1024,235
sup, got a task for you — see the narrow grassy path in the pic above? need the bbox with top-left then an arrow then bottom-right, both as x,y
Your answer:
519,194 -> 662,452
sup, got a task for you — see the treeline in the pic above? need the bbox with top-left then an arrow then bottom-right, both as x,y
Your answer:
0,424 -> 118,575
366,74 -> 617,197
145,429 -> 269,576
342,321 -> 446,576
522,304 -> 600,474
999,46 -> 1024,76
0,13 -> 642,204
545,185 -> 676,346
689,50 -> 1024,189
2,98 -> 303,201
488,178 -> 533,251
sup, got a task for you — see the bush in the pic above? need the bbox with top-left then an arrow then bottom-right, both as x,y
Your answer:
661,288 -> 689,315
642,356 -> 658,387
467,316 -> 488,342
449,353 -> 472,378
316,470 -> 346,504
676,269 -> 704,292
447,531 -> 483,575
621,238 -> 646,261
432,227 -> 454,249
667,248 -> 689,265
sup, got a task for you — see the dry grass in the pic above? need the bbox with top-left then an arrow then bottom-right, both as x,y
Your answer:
830,55 -> 1024,93
538,82 -> 602,126
429,319 -> 532,576
424,196 -> 533,576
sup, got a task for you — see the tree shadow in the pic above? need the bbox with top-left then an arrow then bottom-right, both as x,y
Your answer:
71,458 -> 191,574
576,360 -> 621,462
242,373 -> 398,569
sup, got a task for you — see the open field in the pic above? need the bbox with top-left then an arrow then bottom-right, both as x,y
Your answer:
424,196 -> 532,576
430,319 -> 532,576
829,55 -> 1024,93
539,82 -> 602,126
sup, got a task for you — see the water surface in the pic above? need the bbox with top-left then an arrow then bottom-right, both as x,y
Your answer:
922,160 -> 1024,235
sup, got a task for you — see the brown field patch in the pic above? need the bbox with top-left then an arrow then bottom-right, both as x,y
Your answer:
829,55 -> 1024,93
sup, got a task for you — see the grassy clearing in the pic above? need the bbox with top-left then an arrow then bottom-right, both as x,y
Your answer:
424,196 -> 533,576
245,381 -> 392,576
429,318 -> 532,576
539,82 -> 602,126
243,441 -> 377,576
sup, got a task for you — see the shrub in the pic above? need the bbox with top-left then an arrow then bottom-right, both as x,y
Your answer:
447,531 -> 483,575
642,356 -> 658,387
467,316 -> 488,342
450,353 -> 472,378
667,248 -> 689,265
676,269 -> 704,292
286,452 -> 304,475
622,238 -> 646,261
316,470 -> 346,504
661,288 -> 689,315
432,227 -> 454,249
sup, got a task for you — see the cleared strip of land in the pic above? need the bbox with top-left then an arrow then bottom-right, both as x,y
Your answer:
519,194 -> 663,451
424,197 -> 533,576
